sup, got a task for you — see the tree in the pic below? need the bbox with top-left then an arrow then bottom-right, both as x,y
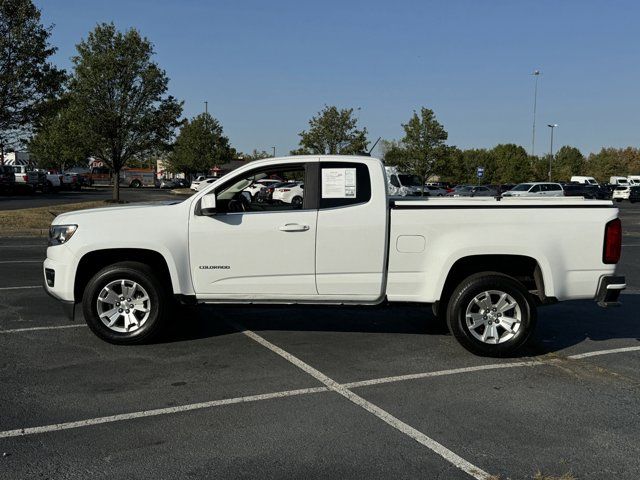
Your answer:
28,103 -> 90,170
293,105 -> 368,155
553,146 -> 584,181
165,112 -> 233,178
67,23 -> 182,201
384,107 -> 449,194
0,0 -> 65,162
491,144 -> 531,183
240,149 -> 271,161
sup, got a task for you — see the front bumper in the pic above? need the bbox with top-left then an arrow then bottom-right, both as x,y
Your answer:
595,275 -> 626,307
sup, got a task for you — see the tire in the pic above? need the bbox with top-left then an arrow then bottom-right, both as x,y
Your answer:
446,272 -> 537,357
130,180 -> 142,188
82,261 -> 170,344
292,196 -> 303,206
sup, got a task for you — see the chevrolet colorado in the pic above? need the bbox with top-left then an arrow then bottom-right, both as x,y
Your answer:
43,156 -> 625,355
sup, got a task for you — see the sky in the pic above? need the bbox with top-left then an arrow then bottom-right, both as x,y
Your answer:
36,0 -> 640,157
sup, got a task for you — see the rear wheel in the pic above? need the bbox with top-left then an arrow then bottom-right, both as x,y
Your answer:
292,196 -> 303,206
130,179 -> 142,188
446,273 -> 536,356
82,261 -> 169,344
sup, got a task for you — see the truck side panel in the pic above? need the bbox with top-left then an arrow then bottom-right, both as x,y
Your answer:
386,203 -> 619,303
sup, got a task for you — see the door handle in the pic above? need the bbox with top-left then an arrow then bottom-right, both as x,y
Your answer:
279,223 -> 310,232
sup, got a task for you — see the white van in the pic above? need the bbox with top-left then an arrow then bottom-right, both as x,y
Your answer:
570,176 -> 599,186
609,176 -> 629,186
628,175 -> 640,186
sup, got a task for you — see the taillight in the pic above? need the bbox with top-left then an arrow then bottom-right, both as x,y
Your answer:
603,218 -> 622,264
280,189 -> 290,192
22,175 -> 28,181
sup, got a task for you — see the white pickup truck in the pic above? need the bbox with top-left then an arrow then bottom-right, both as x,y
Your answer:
43,155 -> 625,355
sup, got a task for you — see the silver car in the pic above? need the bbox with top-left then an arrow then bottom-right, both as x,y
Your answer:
502,182 -> 564,197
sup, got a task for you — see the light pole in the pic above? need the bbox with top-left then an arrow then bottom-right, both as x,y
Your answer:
547,123 -> 558,181
272,146 -> 276,157
531,70 -> 541,156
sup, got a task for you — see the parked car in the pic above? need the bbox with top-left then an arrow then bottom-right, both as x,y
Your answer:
629,186 -> 640,203
612,185 -> 631,202
386,166 -> 423,196
447,185 -> 498,197
256,181 -> 289,203
195,178 -> 216,191
0,165 -> 15,193
609,176 -> 629,186
562,184 -> 605,200
44,155 -> 625,356
9,164 -> 39,192
60,172 -> 82,191
159,179 -> 178,189
272,181 -> 304,205
570,176 -> 599,186
190,176 -> 209,191
173,178 -> 189,188
423,185 -> 448,196
502,182 -> 564,197
243,179 -> 282,200
36,170 -> 63,193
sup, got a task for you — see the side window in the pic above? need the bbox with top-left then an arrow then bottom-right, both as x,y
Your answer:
390,174 -> 400,188
530,185 -> 541,192
213,164 -> 306,213
319,162 -> 371,209
550,184 -> 562,191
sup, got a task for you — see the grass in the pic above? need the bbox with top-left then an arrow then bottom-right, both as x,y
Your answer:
0,201 -> 111,237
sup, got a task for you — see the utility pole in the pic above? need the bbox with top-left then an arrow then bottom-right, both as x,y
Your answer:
204,101 -> 208,115
547,123 -> 558,181
272,146 -> 276,157
531,70 -> 541,157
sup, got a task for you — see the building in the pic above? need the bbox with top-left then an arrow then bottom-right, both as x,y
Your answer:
2,152 -> 31,166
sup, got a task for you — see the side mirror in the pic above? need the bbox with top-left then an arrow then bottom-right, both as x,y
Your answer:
201,194 -> 217,215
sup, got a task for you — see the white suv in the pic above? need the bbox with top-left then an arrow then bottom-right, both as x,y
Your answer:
612,186 -> 630,202
503,182 -> 564,197
272,181 -> 304,205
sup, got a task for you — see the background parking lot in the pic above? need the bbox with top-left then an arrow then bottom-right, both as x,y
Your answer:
0,201 -> 639,479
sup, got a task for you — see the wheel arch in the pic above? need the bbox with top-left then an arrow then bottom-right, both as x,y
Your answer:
437,254 -> 550,308
74,248 -> 174,303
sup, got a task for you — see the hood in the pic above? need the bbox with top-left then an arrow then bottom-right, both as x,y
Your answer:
52,200 -> 183,225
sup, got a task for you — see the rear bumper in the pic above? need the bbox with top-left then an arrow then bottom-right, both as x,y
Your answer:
595,275 -> 626,307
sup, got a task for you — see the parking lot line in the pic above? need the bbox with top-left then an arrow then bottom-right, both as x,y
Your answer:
0,324 -> 85,334
567,345 -> 640,359
0,285 -> 41,291
0,260 -> 42,264
0,386 -> 329,440
343,359 -> 554,389
230,322 -> 492,480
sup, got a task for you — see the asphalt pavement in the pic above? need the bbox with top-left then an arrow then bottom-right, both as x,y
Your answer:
0,203 -> 639,479
0,187 -> 183,210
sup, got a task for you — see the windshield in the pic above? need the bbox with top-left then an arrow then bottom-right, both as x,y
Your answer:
512,183 -> 533,191
398,174 -> 422,187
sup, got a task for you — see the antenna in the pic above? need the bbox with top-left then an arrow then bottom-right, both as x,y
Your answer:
368,136 -> 381,155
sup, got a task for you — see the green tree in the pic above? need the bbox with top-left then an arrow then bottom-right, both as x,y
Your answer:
553,146 -> 584,181
240,149 -> 271,161
293,105 -> 368,155
491,144 -> 531,183
0,0 -> 65,162
166,112 -> 233,178
460,148 -> 495,184
66,23 -> 182,201
28,103 -> 89,170
384,108 -> 449,194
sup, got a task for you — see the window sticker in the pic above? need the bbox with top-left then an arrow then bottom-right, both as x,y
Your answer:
322,168 -> 357,198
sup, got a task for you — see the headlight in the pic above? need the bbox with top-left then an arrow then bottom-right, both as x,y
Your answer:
48,224 -> 78,246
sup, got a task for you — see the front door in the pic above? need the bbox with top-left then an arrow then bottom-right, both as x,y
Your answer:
189,162 -> 318,298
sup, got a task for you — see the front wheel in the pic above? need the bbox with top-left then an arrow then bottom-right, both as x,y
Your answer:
130,180 -> 142,188
446,273 -> 537,356
82,261 -> 169,344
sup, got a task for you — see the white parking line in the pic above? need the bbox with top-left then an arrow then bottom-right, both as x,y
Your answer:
568,345 -> 640,359
343,359 -> 554,389
0,244 -> 45,248
0,285 -> 41,291
0,260 -> 42,264
231,322 -> 492,480
0,386 -> 328,439
0,324 -> 85,334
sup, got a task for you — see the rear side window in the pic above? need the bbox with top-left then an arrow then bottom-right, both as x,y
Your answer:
319,162 -> 371,209
530,185 -> 541,192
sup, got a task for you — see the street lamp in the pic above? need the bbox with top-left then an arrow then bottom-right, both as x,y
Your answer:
547,123 -> 558,181
531,70 -> 541,156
